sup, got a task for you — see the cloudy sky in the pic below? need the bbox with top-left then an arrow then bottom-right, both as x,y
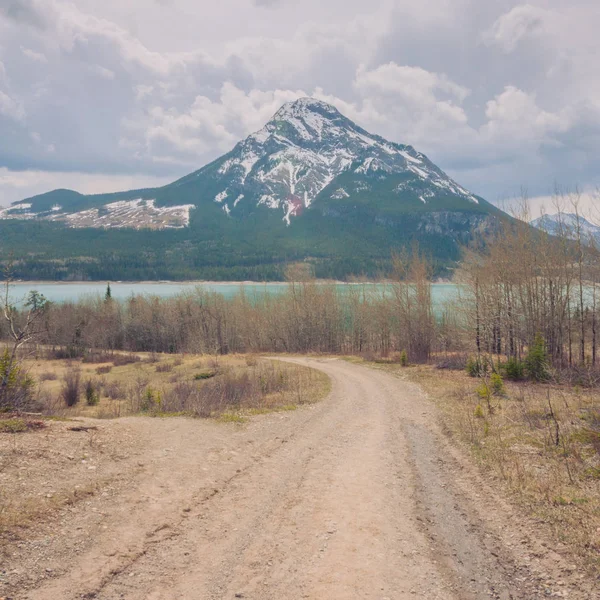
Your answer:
0,0 -> 599,215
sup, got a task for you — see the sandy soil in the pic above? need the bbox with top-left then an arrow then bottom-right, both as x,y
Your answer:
1,358 -> 594,599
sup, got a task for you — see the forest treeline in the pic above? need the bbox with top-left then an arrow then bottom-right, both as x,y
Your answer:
2,200 -> 600,381
0,217 -> 455,281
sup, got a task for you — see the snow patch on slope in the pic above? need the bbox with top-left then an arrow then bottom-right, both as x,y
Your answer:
331,188 -> 350,199
0,198 -> 195,229
215,190 -> 228,203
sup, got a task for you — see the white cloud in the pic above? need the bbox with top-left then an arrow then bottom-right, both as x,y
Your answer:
90,65 -> 115,79
483,4 -> 550,53
482,86 -> 570,144
355,63 -> 470,104
350,63 -> 470,142
20,46 -> 48,63
0,0 -> 599,205
125,83 -> 307,165
0,89 -> 25,120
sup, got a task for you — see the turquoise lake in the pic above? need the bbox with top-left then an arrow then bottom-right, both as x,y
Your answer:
7,281 -> 462,306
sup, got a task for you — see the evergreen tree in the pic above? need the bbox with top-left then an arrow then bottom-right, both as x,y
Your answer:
525,333 -> 551,382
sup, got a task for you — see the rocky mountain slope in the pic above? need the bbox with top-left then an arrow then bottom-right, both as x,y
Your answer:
0,98 -> 506,280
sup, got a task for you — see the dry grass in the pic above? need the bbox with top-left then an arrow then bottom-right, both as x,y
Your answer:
0,480 -> 100,535
156,360 -> 329,419
18,353 -> 329,421
381,361 -> 600,574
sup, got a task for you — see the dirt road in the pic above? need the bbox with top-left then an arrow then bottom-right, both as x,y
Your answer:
7,358 -> 592,599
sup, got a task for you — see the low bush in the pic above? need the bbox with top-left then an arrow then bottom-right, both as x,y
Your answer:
503,357 -> 525,381
82,351 -> 114,364
95,365 -> 112,375
524,334 -> 551,382
47,346 -> 85,360
555,365 -> 600,388
476,381 -> 491,401
0,349 -> 36,411
103,380 -> 123,400
112,353 -> 141,367
399,350 -> 409,367
85,379 -> 100,406
0,416 -> 47,433
490,372 -> 505,396
140,387 -> 161,412
0,417 -> 27,433
61,369 -> 81,407
245,355 -> 259,367
155,362 -> 174,373
435,354 -> 468,371
466,356 -> 489,378
194,371 -> 216,380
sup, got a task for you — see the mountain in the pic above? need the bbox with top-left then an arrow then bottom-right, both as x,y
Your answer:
0,98 -> 506,281
530,213 -> 600,244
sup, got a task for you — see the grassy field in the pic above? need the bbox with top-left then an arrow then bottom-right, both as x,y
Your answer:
7,352 -> 330,422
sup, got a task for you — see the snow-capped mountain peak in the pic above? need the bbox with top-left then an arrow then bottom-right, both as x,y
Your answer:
530,213 -> 600,242
207,97 -> 479,224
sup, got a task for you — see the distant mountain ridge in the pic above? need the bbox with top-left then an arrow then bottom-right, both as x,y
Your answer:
530,213 -> 600,244
0,98 -> 507,281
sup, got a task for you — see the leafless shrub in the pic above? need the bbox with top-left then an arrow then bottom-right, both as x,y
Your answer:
45,346 -> 84,360
112,353 -> 140,367
162,382 -> 197,413
155,362 -> 174,373
126,376 -> 151,412
61,368 -> 81,407
435,354 -> 468,370
245,354 -> 259,367
82,351 -> 114,363
96,399 -> 124,419
555,365 -> 600,388
103,380 -> 124,400
95,365 -> 112,375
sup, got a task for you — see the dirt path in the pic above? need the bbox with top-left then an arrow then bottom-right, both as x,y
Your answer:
5,358 -> 593,599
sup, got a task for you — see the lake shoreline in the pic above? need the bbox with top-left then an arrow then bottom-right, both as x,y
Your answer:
12,279 -> 454,286
7,280 -> 460,305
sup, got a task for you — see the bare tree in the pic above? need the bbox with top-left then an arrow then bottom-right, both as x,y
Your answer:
1,265 -> 49,410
